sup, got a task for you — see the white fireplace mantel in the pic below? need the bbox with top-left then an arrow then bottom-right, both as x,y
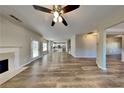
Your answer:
0,47 -> 27,85
0,47 -> 20,69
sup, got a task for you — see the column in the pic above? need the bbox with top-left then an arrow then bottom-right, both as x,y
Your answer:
121,35 -> 124,62
48,40 -> 52,53
96,28 -> 107,70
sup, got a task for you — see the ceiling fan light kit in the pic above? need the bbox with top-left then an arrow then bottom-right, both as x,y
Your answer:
58,16 -> 62,22
53,11 -> 62,23
33,5 -> 80,26
53,11 -> 59,18
53,17 -> 57,22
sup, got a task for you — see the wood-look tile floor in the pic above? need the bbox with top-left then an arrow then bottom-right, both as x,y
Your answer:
0,52 -> 124,88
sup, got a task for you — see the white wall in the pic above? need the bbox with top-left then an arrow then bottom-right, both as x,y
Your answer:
70,33 -> 122,58
70,34 -> 97,58
0,15 -> 43,66
106,36 -> 121,55
75,34 -> 97,58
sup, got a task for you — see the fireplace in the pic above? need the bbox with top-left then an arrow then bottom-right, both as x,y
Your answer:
0,59 -> 8,74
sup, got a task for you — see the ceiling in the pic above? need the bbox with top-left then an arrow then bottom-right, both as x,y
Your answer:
106,22 -> 124,34
0,5 -> 124,41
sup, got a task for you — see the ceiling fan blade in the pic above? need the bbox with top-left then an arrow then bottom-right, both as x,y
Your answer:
61,16 -> 68,26
51,20 -> 55,26
62,5 -> 80,14
33,5 -> 52,13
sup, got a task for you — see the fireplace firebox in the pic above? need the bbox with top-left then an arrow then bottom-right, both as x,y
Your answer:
0,59 -> 8,74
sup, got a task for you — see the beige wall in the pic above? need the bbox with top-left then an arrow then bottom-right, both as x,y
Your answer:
70,33 -> 122,58
106,36 -> 121,55
75,34 -> 97,58
70,33 -> 97,58
0,15 -> 43,66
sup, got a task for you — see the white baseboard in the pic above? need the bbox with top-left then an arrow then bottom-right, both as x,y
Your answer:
121,59 -> 124,62
0,67 -> 28,85
0,55 -> 42,85
69,53 -> 96,59
97,63 -> 107,71
73,55 -> 96,58
20,55 -> 43,68
70,54 -> 76,57
71,54 -> 96,58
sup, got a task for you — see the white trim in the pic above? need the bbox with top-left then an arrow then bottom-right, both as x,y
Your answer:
69,52 -> 96,58
121,59 -> 124,62
0,67 -> 28,85
69,53 -> 76,58
20,55 -> 43,68
70,52 -> 107,70
0,48 -> 20,69
70,53 -> 96,58
97,63 -> 107,71
73,55 -> 96,58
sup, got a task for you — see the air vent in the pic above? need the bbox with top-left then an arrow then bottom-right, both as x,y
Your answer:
9,15 -> 22,22
88,32 -> 94,34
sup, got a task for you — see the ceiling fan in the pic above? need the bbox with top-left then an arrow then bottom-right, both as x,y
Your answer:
33,5 -> 80,26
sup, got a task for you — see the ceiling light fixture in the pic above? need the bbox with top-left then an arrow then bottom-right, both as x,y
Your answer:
58,16 -> 63,22
54,11 -> 59,18
33,5 -> 80,26
53,17 -> 57,22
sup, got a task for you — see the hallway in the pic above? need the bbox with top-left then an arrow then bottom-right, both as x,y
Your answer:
0,52 -> 124,88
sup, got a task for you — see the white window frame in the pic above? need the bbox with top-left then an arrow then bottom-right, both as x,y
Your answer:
31,40 -> 39,58
43,42 -> 47,52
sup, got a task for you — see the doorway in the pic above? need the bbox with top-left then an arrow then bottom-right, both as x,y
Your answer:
105,22 -> 124,68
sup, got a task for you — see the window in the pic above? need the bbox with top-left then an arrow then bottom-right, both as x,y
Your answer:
43,42 -> 47,51
32,40 -> 39,58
